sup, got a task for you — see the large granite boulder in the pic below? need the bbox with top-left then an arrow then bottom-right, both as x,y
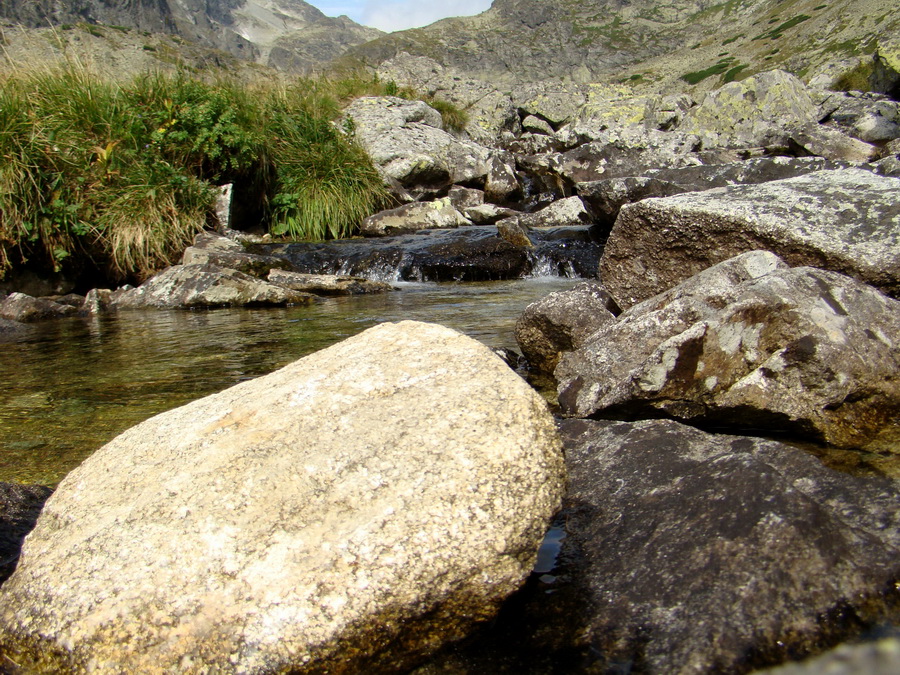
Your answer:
515,280 -> 618,375
558,251 -> 900,452
600,168 -> 900,308
787,123 -> 880,162
267,269 -> 394,295
576,156 -> 855,227
0,321 -> 565,673
556,417 -> 900,673
344,97 -> 492,191
678,70 -> 819,148
0,483 -> 52,584
113,264 -> 317,309
360,197 -> 470,236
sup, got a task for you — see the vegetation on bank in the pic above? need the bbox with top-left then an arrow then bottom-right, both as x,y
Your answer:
0,64 -> 465,283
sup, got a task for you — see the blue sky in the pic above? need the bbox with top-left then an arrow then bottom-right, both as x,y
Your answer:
307,0 -> 493,33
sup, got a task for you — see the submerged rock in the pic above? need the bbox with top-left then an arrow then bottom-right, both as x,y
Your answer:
113,263 -> 317,309
0,321 -> 565,673
557,417 -> 900,673
267,269 -> 394,295
600,168 -> 900,308
558,251 -> 900,452
0,483 -> 52,584
0,318 -> 34,342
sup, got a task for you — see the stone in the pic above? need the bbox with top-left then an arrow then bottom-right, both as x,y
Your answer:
576,157 -> 856,227
643,93 -> 696,132
359,198 -> 471,237
113,264 -> 317,309
788,123 -> 880,162
600,169 -> 900,308
557,417 -> 900,674
760,638 -> 900,674
818,91 -> 900,144
267,269 -> 394,295
515,280 -> 618,374
484,154 -> 522,204
0,318 -> 33,342
679,70 -> 820,148
181,244 -> 294,279
344,97 -> 492,191
516,196 -> 590,229
463,203 -> 521,225
559,251 -> 900,452
447,186 -> 484,211
0,321 -> 565,673
0,293 -> 77,322
0,483 -> 52,584
521,115 -> 555,135
496,218 -> 534,248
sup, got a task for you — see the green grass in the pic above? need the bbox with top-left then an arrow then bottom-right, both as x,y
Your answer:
681,58 -> 735,85
753,15 -> 811,41
0,65 -> 394,283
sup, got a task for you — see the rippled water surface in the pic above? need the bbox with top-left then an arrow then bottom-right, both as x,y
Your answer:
0,278 -> 576,485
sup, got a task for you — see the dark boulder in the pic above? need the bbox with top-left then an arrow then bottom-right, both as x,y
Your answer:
0,483 -> 52,584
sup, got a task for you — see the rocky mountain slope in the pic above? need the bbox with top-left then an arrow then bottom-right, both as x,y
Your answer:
0,0 -> 381,73
338,0 -> 900,95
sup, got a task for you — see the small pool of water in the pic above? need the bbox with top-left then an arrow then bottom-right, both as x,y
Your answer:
0,278 -> 576,486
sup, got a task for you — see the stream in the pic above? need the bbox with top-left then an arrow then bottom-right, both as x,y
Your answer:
0,277 -> 576,486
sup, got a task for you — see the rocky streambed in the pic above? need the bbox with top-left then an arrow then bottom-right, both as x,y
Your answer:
1,66 -> 900,673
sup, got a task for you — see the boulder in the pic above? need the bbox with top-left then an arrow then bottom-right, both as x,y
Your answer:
787,123 -> 880,162
463,203 -> 521,225
557,417 -> 900,673
818,91 -> 900,144
447,186 -> 484,211
359,198 -> 470,236
0,483 -> 52,584
0,293 -> 77,322
344,97 -> 492,191
267,269 -> 394,295
516,196 -> 590,229
113,264 -> 317,309
515,280 -> 618,374
679,70 -> 819,148
0,321 -> 565,673
576,157 -> 856,227
760,638 -> 900,674
496,218 -> 534,249
181,242 -> 294,279
533,128 -> 702,186
521,115 -> 555,136
558,251 -> 900,452
600,168 -> 900,308
484,154 -> 522,204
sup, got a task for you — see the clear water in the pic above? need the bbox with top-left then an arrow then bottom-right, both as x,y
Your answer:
0,278 -> 576,486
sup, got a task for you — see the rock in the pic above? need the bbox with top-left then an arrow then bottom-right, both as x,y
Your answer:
876,155 -> 900,177
600,169 -> 900,308
50,293 -> 85,308
873,35 -> 900,98
112,264 -> 317,309
0,321 -> 565,673
181,242 -> 294,278
515,280 -> 618,374
558,251 -> 900,451
760,637 -> 900,674
0,318 -> 34,342
344,97 -> 492,192
818,91 -> 900,144
521,115 -> 555,135
679,70 -> 819,148
0,293 -> 77,322
576,157 -> 856,227
463,203 -> 521,225
496,218 -> 534,248
213,183 -> 233,231
0,483 -> 52,584
267,269 -> 394,295
643,93 -> 696,132
516,196 -> 590,229
447,186 -> 484,211
557,417 -> 900,673
788,123 -> 880,162
512,82 -> 587,127
484,154 -> 522,204
534,128 -> 702,186
359,198 -> 471,237
558,91 -> 653,144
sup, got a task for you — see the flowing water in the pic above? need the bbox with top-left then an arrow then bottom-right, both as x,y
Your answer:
0,278 -> 576,486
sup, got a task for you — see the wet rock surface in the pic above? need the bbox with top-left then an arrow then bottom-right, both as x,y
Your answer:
0,293 -> 77,323
0,321 -> 565,673
600,169 -> 900,308
559,251 -> 900,452
112,263 -> 317,309
0,483 -> 52,584
267,269 -> 394,295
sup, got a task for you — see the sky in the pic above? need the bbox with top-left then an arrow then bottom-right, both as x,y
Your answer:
307,0 -> 493,33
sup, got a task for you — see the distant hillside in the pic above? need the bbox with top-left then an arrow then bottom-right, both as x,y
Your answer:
336,0 -> 900,94
0,0 -> 382,73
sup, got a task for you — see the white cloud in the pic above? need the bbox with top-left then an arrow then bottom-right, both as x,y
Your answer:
360,0 -> 493,32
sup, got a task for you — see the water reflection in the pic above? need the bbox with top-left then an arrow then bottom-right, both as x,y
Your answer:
0,278 -> 575,485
